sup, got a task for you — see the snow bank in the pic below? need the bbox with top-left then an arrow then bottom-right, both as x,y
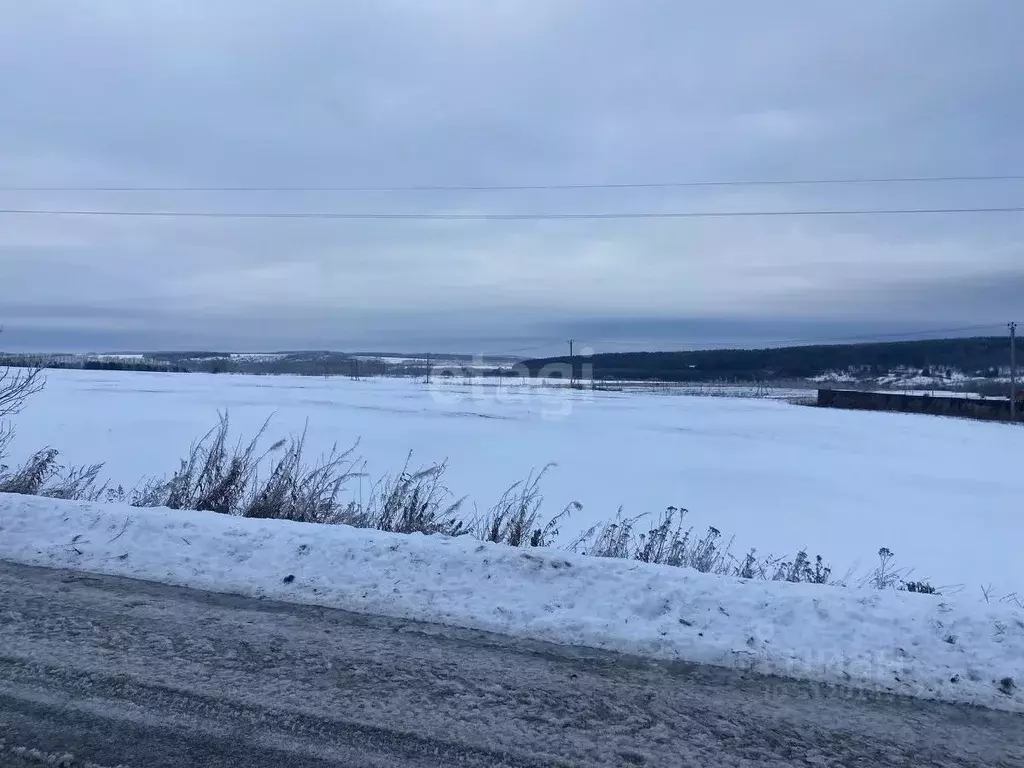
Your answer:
1,492 -> 1022,712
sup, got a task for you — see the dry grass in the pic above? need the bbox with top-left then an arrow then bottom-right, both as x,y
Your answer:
476,464 -> 581,547
569,506 -> 835,585
0,412 -> 940,594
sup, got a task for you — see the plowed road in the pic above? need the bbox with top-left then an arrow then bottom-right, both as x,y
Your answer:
0,561 -> 1020,767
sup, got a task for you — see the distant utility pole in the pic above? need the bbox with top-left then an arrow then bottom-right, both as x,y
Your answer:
568,339 -> 575,387
1011,321 -> 1018,421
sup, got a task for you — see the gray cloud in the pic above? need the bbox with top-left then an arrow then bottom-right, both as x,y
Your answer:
1,0 -> 1022,353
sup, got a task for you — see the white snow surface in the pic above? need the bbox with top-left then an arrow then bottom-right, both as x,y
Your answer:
1,492 -> 1021,712
810,372 -> 861,384
877,374 -> 965,388
7,368 -> 1024,593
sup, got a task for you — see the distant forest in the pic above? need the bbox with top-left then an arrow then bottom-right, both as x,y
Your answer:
521,336 -> 1014,382
0,351 -> 493,379
3,336 -> 1015,384
0,357 -> 191,374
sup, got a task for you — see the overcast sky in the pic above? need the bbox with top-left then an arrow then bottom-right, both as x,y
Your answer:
2,1 -> 1022,354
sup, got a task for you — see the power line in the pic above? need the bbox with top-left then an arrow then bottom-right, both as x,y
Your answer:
2,206 -> 1024,221
4,174 -> 1024,193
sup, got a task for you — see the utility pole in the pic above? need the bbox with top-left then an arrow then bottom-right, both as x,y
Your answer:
1011,321 -> 1018,422
568,339 -> 575,387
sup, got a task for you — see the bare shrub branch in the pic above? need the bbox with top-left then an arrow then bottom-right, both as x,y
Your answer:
0,339 -> 46,470
0,422 -> 13,463
0,364 -> 45,420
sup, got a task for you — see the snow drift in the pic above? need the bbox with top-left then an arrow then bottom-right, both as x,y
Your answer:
1,492 -> 1021,713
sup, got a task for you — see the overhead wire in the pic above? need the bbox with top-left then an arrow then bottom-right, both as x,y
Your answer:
2,206 -> 1024,220
3,174 -> 1024,193
4,178 -> 1017,352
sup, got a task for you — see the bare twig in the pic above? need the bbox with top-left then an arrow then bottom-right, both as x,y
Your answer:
0,363 -> 45,419
107,515 -> 131,543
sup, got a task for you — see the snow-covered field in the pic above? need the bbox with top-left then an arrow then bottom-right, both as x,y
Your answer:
7,367 -> 1024,593
1,493 -> 1021,712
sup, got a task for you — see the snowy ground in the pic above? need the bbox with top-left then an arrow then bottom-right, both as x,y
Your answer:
7,367 -> 1024,593
1,492 -> 1021,713
812,369 -> 1012,393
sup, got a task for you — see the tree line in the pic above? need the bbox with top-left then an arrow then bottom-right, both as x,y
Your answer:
520,336 -> 1012,382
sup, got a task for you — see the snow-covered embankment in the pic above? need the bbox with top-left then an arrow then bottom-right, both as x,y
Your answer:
1,492 -> 1021,712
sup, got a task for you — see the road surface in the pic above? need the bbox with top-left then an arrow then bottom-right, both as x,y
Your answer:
0,560 -> 1020,767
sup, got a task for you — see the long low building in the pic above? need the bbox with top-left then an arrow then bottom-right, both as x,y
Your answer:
817,388 -> 1021,422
